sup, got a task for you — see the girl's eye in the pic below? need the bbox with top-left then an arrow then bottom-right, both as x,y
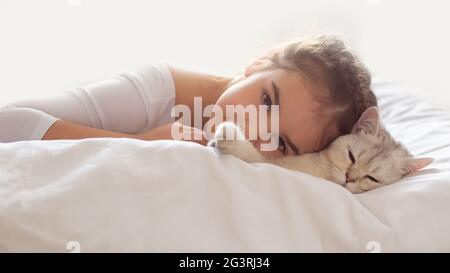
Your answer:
261,89 -> 272,110
348,150 -> 355,164
278,137 -> 287,155
365,175 -> 380,183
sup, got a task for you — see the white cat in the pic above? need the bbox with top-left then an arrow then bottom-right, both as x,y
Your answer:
208,107 -> 433,193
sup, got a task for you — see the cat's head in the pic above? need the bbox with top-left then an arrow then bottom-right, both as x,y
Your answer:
327,106 -> 433,193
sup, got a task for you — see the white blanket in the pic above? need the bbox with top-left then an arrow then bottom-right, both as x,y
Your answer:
1,82 -> 450,252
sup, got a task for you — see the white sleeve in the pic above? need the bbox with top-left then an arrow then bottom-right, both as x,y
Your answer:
0,63 -> 176,143
0,106 -> 59,142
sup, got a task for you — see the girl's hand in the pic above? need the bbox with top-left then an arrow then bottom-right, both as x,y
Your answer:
135,121 -> 207,146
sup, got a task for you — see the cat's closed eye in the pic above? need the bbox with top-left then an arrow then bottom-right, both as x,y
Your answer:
348,150 -> 355,164
365,175 -> 380,183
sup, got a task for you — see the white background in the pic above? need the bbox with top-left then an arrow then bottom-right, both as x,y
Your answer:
1,0 -> 449,107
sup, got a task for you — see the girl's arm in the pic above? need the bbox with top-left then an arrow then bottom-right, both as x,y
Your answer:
42,119 -> 207,145
42,119 -> 134,140
3,63 -> 176,143
39,64 -> 229,143
1,63 -> 225,144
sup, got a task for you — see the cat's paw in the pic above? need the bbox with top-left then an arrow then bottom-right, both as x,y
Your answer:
209,122 -> 245,143
208,122 -> 263,162
207,122 -> 246,153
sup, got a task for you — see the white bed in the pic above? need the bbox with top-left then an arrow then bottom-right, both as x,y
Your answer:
1,82 -> 449,252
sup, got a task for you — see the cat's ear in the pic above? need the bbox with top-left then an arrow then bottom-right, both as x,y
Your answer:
402,157 -> 434,175
351,106 -> 380,135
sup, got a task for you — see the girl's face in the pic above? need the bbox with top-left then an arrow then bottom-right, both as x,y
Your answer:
214,68 -> 336,159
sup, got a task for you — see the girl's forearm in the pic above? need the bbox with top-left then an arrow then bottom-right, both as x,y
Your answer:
42,119 -> 140,140
42,119 -> 207,145
135,122 -> 208,145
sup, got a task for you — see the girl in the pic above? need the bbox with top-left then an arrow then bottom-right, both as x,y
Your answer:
0,35 -> 376,158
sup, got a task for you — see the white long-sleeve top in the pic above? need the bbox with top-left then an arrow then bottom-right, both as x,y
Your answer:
0,63 -> 176,142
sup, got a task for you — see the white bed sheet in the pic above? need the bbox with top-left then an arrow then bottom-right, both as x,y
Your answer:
1,82 -> 449,252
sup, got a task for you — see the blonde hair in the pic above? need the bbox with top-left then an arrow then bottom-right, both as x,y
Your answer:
246,34 -> 377,149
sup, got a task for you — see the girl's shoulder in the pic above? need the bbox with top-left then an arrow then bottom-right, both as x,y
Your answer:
165,64 -> 232,108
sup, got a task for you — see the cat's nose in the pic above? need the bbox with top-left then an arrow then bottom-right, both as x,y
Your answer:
346,173 -> 354,183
